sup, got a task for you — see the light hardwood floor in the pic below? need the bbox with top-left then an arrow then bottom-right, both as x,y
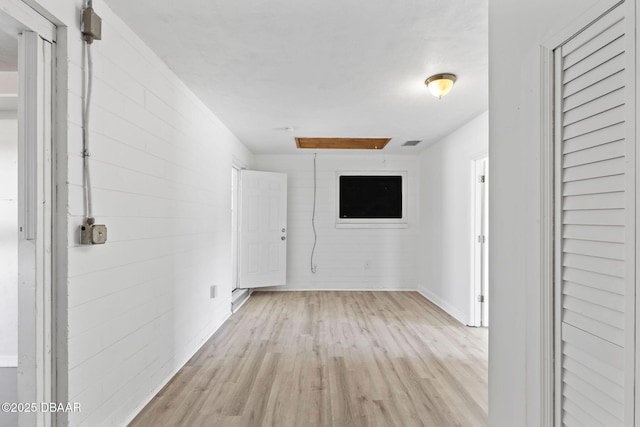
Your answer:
130,291 -> 488,427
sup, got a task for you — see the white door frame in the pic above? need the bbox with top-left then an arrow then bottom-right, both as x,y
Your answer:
0,1 -> 58,426
538,0 -> 633,425
18,31 -> 53,427
470,153 -> 488,327
231,165 -> 240,291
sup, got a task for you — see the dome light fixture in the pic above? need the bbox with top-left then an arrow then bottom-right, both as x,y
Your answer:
425,73 -> 457,99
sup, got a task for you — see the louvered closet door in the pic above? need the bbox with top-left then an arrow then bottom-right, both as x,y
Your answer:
554,2 -> 635,426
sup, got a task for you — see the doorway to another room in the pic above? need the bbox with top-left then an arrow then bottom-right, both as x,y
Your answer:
230,165 -> 249,312
0,5 -> 57,426
231,166 -> 244,312
0,3 -> 57,425
0,37 -> 18,427
230,167 -> 289,312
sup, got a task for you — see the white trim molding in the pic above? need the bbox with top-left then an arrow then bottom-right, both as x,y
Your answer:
17,29 -> 54,427
538,44 -> 554,427
469,151 -> 489,328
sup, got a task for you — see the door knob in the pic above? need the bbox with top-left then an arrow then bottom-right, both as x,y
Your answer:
281,236 -> 286,241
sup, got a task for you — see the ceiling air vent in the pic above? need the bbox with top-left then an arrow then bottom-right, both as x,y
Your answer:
295,137 -> 391,150
402,140 -> 422,147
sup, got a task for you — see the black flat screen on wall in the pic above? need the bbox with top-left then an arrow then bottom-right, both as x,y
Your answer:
339,175 -> 402,219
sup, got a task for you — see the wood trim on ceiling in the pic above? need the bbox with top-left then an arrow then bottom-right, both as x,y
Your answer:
295,137 -> 391,150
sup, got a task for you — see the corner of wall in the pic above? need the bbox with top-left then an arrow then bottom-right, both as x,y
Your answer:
416,111 -> 488,325
416,288 -> 469,325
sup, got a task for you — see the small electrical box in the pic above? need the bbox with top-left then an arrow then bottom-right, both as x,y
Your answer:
82,7 -> 102,44
80,220 -> 107,245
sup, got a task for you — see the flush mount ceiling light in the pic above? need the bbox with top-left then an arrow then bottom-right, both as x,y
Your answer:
425,73 -> 457,99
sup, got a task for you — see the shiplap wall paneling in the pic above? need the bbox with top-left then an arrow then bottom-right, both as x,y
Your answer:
253,155 -> 420,291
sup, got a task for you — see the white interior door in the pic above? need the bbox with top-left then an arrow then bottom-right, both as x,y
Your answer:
553,3 -> 635,425
238,170 -> 287,288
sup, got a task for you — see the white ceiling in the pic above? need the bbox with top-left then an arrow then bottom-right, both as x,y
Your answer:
104,0 -> 488,154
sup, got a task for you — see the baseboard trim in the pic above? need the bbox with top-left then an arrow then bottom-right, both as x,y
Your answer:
416,288 -> 468,326
122,309 -> 232,426
0,356 -> 17,367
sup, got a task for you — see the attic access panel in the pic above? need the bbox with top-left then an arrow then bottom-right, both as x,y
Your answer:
295,137 -> 391,150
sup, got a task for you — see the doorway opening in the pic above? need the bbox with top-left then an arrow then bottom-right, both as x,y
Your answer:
471,155 -> 489,327
231,166 -> 239,292
230,165 -> 249,312
230,167 -> 288,311
0,37 -> 18,427
0,4 -> 57,425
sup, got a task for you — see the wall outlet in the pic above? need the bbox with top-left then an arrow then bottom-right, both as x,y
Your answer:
210,285 -> 217,299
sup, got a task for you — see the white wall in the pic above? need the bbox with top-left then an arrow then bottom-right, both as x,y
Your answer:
417,111 -> 488,325
21,0 -> 253,425
488,1 -> 602,426
0,114 -> 17,367
254,154 -> 420,290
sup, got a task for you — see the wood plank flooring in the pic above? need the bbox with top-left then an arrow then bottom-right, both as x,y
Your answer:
130,291 -> 488,427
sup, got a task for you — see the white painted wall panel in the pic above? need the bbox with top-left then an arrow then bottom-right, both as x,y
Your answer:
417,112 -> 488,325
254,154 -> 419,291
